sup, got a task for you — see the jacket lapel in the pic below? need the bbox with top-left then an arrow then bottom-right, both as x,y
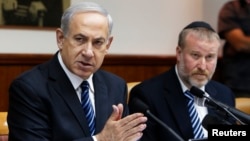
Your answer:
92,72 -> 110,133
47,53 -> 90,135
163,67 -> 194,139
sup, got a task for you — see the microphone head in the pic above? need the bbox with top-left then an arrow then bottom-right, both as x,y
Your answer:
202,114 -> 231,130
130,98 -> 149,114
190,86 -> 205,98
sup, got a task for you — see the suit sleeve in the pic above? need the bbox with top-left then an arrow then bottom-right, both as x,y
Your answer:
8,78 -> 95,141
8,78 -> 53,140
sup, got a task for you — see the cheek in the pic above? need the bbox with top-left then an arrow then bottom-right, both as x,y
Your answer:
98,46 -> 109,54
184,58 -> 197,71
94,50 -> 106,61
185,63 -> 195,72
208,62 -> 217,71
62,46 -> 80,62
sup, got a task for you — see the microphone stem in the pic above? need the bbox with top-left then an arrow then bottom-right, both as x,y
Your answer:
221,106 -> 246,125
146,110 -> 185,141
206,96 -> 246,125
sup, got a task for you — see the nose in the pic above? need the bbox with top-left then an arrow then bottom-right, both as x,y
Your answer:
197,58 -> 206,70
82,43 -> 94,57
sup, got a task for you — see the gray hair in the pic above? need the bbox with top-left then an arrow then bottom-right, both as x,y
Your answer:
60,2 -> 113,37
178,27 -> 220,48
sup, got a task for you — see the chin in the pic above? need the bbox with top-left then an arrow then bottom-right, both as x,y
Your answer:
190,79 -> 208,88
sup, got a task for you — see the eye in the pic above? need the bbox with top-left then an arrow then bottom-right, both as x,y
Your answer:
206,54 -> 215,61
74,36 -> 87,45
191,53 -> 200,59
76,38 -> 85,43
93,39 -> 105,48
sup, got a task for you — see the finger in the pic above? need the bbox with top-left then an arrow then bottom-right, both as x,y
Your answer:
119,113 -> 146,127
125,122 -> 147,137
108,105 -> 120,121
126,116 -> 147,133
125,131 -> 144,141
117,103 -> 123,119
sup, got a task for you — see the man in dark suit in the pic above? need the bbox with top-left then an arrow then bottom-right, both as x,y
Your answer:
128,21 -> 236,141
7,2 -> 147,141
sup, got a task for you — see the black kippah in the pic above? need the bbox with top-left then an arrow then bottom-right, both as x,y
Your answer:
183,21 -> 215,32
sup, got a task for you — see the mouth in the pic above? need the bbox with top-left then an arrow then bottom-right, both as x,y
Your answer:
78,61 -> 93,69
193,73 -> 207,80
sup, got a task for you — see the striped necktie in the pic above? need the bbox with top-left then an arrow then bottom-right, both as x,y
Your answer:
81,81 -> 95,135
184,90 -> 204,139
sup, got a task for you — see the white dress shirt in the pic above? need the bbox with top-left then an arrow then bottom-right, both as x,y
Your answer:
58,53 -> 98,141
175,65 -> 208,137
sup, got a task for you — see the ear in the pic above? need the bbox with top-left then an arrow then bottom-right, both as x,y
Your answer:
105,36 -> 113,54
176,46 -> 182,61
56,28 -> 64,50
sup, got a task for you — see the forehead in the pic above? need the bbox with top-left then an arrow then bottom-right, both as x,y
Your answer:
69,12 -> 109,35
185,32 -> 220,53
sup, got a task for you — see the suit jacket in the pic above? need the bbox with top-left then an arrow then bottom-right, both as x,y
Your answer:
7,52 -> 128,141
128,67 -> 235,141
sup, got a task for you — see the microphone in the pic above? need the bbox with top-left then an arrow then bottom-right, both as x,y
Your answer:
202,114 -> 231,130
131,98 -> 185,141
190,86 -> 250,125
190,86 -> 227,110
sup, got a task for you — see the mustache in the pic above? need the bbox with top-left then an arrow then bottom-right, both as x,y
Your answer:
192,70 -> 208,76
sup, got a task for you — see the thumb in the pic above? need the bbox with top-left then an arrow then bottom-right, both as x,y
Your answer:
108,105 -> 120,121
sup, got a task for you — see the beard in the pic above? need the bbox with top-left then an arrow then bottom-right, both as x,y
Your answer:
178,61 -> 211,88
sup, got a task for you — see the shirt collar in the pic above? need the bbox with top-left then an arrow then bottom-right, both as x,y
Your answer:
57,53 -> 94,92
175,65 -> 205,93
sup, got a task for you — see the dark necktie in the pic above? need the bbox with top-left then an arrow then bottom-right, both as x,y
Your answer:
81,81 -> 95,135
184,90 -> 205,139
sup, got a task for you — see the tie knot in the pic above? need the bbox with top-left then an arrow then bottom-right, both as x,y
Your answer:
81,81 -> 89,89
184,90 -> 194,101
